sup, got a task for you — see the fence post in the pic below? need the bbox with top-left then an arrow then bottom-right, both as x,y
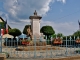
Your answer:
6,37 -> 7,46
0,36 -> 2,53
46,36 -> 48,45
34,36 -> 36,58
51,36 -> 52,46
66,36 -> 68,56
74,36 -> 76,53
50,36 -> 53,58
46,36 -> 48,58
40,36 -> 42,58
16,37 -> 18,47
0,24 -> 2,52
16,37 -> 18,57
70,36 -> 72,55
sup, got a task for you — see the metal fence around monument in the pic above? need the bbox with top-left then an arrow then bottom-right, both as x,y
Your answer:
0,36 -> 80,59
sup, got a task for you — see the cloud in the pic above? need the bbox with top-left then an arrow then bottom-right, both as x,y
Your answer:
41,20 -> 78,36
0,0 -> 53,31
0,11 -> 8,21
0,0 -> 69,34
57,0 -> 66,3
1,0 -> 65,21
0,0 -> 54,31
2,0 -> 53,21
8,19 -> 31,32
0,0 -> 66,22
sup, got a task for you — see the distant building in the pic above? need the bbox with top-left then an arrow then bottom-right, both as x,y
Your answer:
0,17 -> 11,35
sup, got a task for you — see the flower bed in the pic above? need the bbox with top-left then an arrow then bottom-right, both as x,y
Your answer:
53,37 -> 63,45
15,46 -> 60,51
21,40 -> 30,46
75,39 -> 80,44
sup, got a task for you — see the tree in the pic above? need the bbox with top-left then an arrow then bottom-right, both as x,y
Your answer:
73,30 -> 80,37
52,34 -> 56,38
23,25 -> 31,35
40,25 -> 55,39
0,22 -> 5,29
57,33 -> 63,37
9,28 -> 21,38
0,22 -> 6,34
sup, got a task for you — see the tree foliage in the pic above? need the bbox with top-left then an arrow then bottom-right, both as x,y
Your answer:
23,25 -> 31,35
57,33 -> 63,37
0,22 -> 5,29
73,30 -> 80,37
9,28 -> 21,38
52,34 -> 56,38
0,22 -> 6,34
40,25 -> 55,39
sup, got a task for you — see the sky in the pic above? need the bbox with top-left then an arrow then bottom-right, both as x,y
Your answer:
0,0 -> 80,36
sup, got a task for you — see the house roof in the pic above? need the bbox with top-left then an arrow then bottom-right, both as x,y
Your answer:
0,17 -> 5,22
0,17 -> 11,29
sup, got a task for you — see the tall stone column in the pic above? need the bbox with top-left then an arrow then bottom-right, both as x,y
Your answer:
29,10 -> 42,38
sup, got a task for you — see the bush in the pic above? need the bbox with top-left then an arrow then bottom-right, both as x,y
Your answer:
1,52 -> 9,58
75,50 -> 80,53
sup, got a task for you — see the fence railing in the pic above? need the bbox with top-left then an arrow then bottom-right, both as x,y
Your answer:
0,36 -> 80,58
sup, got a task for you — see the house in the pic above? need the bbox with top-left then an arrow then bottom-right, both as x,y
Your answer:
0,17 -> 11,29
0,17 -> 11,35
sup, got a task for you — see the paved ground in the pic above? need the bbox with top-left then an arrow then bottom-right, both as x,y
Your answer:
6,56 -> 80,60
6,55 -> 80,60
2,47 -> 79,58
6,58 -> 42,60
1,45 -> 80,60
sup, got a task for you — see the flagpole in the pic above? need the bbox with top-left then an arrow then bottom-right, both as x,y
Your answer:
5,20 -> 8,34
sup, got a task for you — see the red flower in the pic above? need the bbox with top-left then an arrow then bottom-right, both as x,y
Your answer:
53,38 -> 63,44
76,39 -> 80,43
22,41 -> 30,45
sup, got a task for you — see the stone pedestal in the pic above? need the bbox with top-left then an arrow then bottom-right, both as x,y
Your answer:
32,33 -> 46,46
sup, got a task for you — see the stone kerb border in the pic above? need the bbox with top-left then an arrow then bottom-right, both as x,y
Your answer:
6,56 -> 80,60
0,53 -> 6,60
42,55 -> 80,60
